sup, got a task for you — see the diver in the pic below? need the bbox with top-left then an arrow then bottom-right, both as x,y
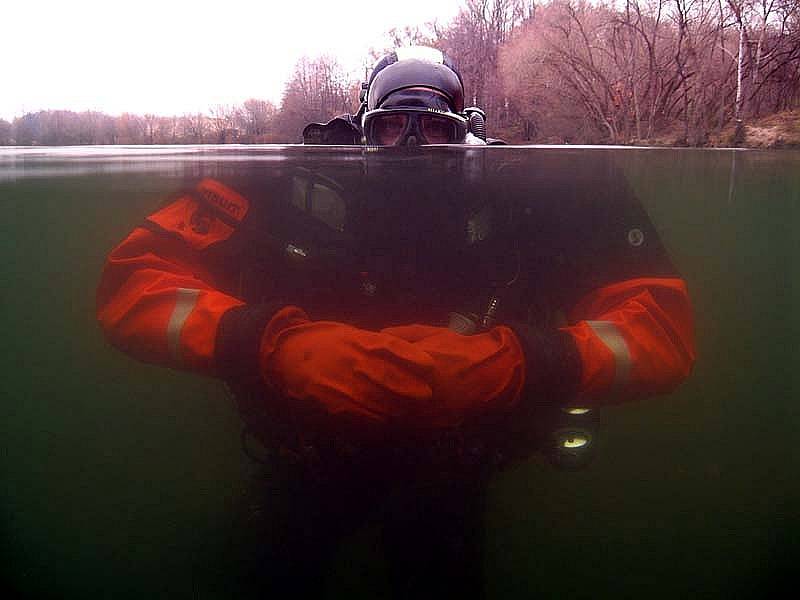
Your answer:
96,47 -> 696,597
303,46 -> 497,146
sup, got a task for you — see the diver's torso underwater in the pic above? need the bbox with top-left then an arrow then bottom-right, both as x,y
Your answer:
95,140 -> 695,597
213,148 -> 685,456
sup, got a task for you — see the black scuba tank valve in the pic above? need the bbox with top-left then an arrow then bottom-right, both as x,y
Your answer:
481,295 -> 499,329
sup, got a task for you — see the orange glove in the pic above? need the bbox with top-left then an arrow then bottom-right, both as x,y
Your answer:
381,324 -> 526,420
259,307 -> 442,426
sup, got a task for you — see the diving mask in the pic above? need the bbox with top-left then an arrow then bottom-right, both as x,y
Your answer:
362,107 -> 468,146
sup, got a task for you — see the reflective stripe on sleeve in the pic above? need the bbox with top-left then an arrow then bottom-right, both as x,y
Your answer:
586,320 -> 631,390
167,288 -> 200,362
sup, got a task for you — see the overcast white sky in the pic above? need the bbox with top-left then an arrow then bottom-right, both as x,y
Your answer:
1,0 -> 464,121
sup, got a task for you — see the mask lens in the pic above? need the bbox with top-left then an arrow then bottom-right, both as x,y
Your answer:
371,113 -> 408,145
420,115 -> 457,143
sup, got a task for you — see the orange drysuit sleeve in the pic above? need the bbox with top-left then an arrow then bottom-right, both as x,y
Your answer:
386,276 -> 695,413
564,277 -> 695,401
96,179 -> 253,375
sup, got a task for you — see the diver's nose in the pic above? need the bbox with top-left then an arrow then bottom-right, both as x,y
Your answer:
404,135 -> 420,146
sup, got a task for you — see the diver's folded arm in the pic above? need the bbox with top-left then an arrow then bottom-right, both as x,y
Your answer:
381,278 -> 695,416
551,277 -> 696,403
95,223 -> 255,374
94,209 -> 452,427
95,179 -> 278,377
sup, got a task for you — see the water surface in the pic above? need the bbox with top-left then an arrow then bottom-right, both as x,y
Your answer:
1,145 -> 798,599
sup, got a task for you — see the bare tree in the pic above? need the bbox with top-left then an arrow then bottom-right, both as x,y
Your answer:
439,0 -> 534,128
241,98 -> 277,142
276,55 -> 355,141
209,104 -> 242,143
142,114 -> 159,144
0,119 -> 12,144
179,113 -> 208,144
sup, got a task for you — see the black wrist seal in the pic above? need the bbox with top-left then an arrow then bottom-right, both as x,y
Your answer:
504,321 -> 582,402
215,300 -> 289,379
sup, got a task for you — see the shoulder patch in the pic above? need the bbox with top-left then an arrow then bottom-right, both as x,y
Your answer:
147,196 -> 235,251
196,178 -> 249,223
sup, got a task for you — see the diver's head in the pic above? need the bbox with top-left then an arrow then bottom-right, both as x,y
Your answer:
361,47 -> 469,146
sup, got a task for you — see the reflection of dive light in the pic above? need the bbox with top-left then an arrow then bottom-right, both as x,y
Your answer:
547,407 -> 597,470
448,297 -> 599,471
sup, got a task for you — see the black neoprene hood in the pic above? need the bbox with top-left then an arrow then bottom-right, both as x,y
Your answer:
366,56 -> 465,113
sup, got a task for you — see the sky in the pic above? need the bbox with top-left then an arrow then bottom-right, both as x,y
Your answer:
1,0 -> 464,122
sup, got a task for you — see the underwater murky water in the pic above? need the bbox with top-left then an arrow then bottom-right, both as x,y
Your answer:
1,145 -> 798,598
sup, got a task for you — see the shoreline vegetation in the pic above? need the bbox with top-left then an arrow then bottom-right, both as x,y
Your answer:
2,1 -> 798,149
1,108 -> 797,149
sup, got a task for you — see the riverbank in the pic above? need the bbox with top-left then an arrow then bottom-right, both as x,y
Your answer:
647,109 -> 800,149
3,109 -> 799,149
728,110 -> 800,149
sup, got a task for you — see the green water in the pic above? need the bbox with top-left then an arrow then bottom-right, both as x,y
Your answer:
1,146 -> 798,599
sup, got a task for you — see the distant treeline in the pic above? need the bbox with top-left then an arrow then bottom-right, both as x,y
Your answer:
2,0 -> 798,147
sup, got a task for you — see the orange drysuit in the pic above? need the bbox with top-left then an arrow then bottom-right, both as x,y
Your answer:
97,159 -> 695,431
